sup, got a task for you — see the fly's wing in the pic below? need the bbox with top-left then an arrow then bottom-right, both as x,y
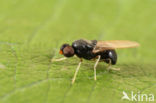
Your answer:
93,40 -> 140,53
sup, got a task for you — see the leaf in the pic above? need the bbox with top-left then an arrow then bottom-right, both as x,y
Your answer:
0,0 -> 155,103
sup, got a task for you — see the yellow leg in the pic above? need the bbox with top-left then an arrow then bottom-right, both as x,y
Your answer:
107,59 -> 120,71
51,57 -> 67,62
51,55 -> 77,62
94,55 -> 101,81
107,59 -> 112,71
71,59 -> 82,84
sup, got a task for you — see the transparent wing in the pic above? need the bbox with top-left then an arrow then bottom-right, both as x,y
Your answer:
93,40 -> 140,53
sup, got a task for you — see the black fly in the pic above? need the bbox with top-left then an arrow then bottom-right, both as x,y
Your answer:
52,39 -> 139,84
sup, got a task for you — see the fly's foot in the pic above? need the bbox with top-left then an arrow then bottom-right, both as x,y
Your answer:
51,57 -> 67,62
109,67 -> 120,71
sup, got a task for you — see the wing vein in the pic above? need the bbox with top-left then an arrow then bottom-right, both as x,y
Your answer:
93,40 -> 140,53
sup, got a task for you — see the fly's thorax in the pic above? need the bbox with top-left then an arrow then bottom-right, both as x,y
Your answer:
71,39 -> 98,60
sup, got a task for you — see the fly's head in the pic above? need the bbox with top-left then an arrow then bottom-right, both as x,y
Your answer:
60,44 -> 75,57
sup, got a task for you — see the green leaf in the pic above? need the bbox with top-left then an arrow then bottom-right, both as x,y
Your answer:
0,0 -> 155,103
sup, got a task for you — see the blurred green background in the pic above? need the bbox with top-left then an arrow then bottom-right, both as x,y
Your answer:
0,0 -> 155,103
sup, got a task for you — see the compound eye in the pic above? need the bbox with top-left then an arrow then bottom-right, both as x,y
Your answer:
63,46 -> 74,57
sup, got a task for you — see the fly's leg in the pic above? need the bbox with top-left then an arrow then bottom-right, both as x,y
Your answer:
94,55 -> 101,81
72,59 -> 82,84
107,59 -> 120,71
51,57 -> 67,62
51,55 -> 77,62
107,59 -> 112,71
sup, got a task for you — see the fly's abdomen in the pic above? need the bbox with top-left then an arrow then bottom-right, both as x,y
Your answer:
99,50 -> 117,65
